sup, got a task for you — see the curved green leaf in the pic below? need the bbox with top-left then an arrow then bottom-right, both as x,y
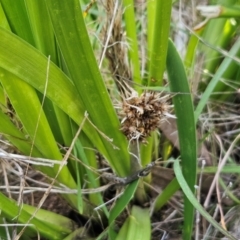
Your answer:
0,68 -> 79,207
153,177 -> 180,212
0,192 -> 69,239
116,206 -> 151,240
174,159 -> 237,240
45,0 -> 130,175
148,0 -> 172,86
166,39 -> 197,240
195,37 -> 240,121
109,181 -> 138,225
1,0 -> 35,44
123,0 -> 141,88
0,27 -> 128,176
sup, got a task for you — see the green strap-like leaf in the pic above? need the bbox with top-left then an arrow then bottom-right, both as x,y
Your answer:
0,27 -> 127,175
109,181 -> 138,225
174,159 -> 237,240
153,177 -> 180,212
0,192 -> 69,239
195,37 -> 240,122
45,0 -> 130,175
1,0 -> 35,45
0,68 -> 79,207
148,0 -> 172,86
123,0 -> 141,88
116,206 -> 151,240
166,39 -> 197,240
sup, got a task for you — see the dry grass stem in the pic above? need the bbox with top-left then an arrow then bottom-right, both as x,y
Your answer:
204,133 -> 240,208
102,0 -> 132,91
0,150 -> 64,167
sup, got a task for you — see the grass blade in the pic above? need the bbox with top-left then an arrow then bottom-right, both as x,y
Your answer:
1,0 -> 35,44
153,178 -> 180,212
0,27 -> 126,175
0,193 -> 70,239
195,37 -> 240,122
174,159 -> 237,240
116,206 -> 151,240
123,0 -> 141,87
109,181 -> 138,225
166,39 -> 197,239
45,0 -> 130,176
148,0 -> 172,86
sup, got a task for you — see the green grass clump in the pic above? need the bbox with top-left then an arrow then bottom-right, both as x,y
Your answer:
0,0 -> 240,239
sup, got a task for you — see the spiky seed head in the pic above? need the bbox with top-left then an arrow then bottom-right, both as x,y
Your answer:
118,86 -> 173,143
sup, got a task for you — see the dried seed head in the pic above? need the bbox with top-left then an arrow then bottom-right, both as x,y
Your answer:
118,84 -> 173,143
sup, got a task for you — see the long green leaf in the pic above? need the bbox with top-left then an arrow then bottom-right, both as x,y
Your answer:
116,206 -> 151,240
109,181 -> 138,225
23,204 -> 74,234
195,37 -> 240,122
174,159 -> 237,240
0,69 -> 61,161
0,27 -> 127,176
153,177 -> 180,212
166,39 -> 197,240
45,0 -> 130,176
123,0 -> 141,88
74,138 -> 108,217
25,1 -> 73,145
1,0 -> 35,45
0,110 -> 42,157
200,17 -> 237,83
148,0 -> 172,86
25,1 -> 57,62
0,68 -> 79,207
0,193 -> 69,239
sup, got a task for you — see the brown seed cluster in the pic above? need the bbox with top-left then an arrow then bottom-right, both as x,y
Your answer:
119,90 -> 172,143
